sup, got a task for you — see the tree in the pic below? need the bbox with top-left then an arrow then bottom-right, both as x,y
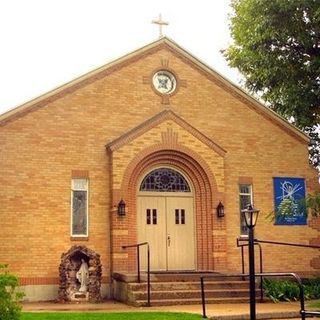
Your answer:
224,0 -> 320,167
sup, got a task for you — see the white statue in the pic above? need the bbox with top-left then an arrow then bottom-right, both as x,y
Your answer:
76,259 -> 89,292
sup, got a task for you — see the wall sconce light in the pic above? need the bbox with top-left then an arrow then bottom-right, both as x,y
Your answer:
216,201 -> 225,218
117,199 -> 126,216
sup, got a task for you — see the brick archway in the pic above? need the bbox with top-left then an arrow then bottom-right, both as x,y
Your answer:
111,144 -> 226,273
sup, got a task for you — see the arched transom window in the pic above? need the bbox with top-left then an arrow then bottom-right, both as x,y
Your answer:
140,167 -> 191,192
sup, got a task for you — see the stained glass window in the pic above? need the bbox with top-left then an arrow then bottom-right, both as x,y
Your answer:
71,178 -> 88,236
140,168 -> 191,192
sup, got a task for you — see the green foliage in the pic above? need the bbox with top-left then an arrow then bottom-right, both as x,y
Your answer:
21,312 -> 202,320
263,277 -> 320,302
263,278 -> 300,302
0,264 -> 24,320
306,192 -> 320,216
224,0 -> 320,167
303,277 -> 320,300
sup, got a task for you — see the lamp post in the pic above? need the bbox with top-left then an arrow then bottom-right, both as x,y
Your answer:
241,204 -> 260,320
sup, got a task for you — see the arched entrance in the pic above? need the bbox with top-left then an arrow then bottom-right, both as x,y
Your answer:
137,167 -> 195,271
117,147 -> 223,272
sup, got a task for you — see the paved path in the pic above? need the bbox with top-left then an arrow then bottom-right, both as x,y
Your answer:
22,300 -> 309,319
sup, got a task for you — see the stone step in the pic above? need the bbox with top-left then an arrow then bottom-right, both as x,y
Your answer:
146,272 -> 245,282
131,288 -> 253,300
133,296 -> 252,307
112,272 -> 262,306
113,272 -> 248,283
128,280 -> 249,291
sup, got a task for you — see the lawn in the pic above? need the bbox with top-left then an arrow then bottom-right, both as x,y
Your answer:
307,300 -> 320,309
21,312 -> 202,320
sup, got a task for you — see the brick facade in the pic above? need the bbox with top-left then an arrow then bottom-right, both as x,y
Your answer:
0,38 -> 319,300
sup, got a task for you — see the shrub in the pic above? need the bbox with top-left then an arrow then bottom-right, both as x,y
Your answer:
263,278 -> 300,302
263,277 -> 320,302
303,277 -> 320,300
0,264 -> 24,320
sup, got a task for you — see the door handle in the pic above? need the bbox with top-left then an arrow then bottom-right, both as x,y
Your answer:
167,235 -> 171,247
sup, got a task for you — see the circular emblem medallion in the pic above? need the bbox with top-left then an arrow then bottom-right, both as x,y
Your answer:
152,70 -> 177,95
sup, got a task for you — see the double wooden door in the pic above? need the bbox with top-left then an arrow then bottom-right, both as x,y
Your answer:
137,195 -> 195,271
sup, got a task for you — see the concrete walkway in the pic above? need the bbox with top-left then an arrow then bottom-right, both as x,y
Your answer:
22,300 -> 309,319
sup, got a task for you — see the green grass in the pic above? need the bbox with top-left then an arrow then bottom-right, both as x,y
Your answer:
21,312 -> 202,320
307,299 -> 320,309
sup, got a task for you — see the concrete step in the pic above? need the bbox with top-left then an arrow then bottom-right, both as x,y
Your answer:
131,288 -> 253,300
128,280 -> 250,291
146,272 -> 245,282
113,272 -> 261,306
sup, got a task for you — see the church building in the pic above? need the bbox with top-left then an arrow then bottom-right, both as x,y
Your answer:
1,37 -> 319,302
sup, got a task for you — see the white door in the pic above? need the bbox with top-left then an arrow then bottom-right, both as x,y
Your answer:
166,197 -> 195,270
137,195 -> 195,271
137,196 -> 167,270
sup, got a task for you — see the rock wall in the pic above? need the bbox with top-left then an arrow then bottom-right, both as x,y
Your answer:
58,245 -> 102,302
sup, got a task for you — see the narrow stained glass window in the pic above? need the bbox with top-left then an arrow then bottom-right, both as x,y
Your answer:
71,179 -> 88,236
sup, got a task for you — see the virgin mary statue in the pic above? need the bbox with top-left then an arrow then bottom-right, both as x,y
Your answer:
76,259 -> 89,292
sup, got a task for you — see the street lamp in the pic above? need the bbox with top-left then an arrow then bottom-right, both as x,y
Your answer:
241,204 -> 260,320
242,204 -> 259,229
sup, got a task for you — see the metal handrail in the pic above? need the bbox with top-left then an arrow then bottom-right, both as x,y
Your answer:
255,239 -> 320,249
255,273 -> 320,320
237,238 -> 264,302
237,237 -> 320,304
200,273 -> 249,319
122,242 -> 151,306
200,272 -> 320,319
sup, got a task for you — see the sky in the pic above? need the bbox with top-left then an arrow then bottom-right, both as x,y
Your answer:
0,0 -> 240,115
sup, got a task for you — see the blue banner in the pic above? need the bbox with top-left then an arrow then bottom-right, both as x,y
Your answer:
273,177 -> 307,225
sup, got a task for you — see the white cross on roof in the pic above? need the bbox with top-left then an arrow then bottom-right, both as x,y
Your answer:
152,14 -> 169,38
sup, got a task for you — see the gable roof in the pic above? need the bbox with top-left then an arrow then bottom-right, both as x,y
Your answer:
106,109 -> 227,157
0,37 -> 309,144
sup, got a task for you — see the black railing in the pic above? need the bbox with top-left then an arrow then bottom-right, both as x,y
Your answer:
200,272 -> 320,319
122,242 -> 151,306
237,238 -> 264,302
256,239 -> 320,250
200,273 -> 255,319
237,238 -> 320,303
233,238 -> 320,320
